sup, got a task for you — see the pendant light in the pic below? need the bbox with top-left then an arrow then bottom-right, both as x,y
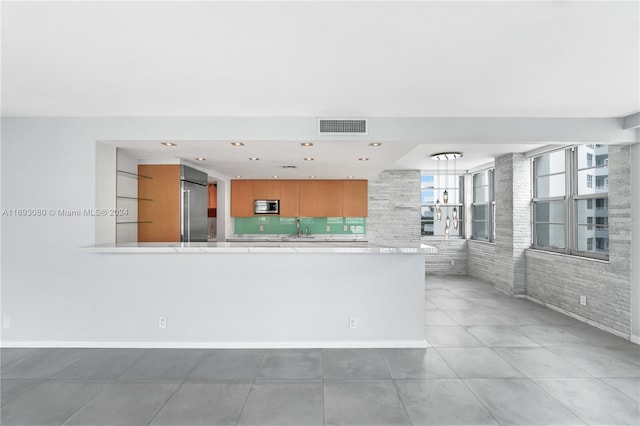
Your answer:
435,155 -> 441,221
452,154 -> 459,230
430,152 -> 464,238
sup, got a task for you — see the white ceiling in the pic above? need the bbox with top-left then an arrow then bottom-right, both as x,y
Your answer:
2,1 -> 638,176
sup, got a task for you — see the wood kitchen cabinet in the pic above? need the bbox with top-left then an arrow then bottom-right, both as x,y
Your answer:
298,181 -> 319,217
279,180 -> 299,217
138,164 -> 181,242
253,180 -> 281,199
318,180 -> 343,217
208,184 -> 217,217
342,180 -> 368,217
231,180 -> 254,217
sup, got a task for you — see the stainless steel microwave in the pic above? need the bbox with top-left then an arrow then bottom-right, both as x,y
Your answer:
254,200 -> 279,215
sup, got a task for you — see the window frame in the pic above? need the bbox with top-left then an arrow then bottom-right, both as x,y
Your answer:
471,168 -> 495,242
532,146 -> 609,261
420,173 -> 465,238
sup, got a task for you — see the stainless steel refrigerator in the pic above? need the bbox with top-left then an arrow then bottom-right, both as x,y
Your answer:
180,165 -> 208,242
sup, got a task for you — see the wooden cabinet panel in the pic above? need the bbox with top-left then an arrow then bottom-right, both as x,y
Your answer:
342,180 -> 368,217
231,180 -> 254,217
299,181 -> 319,217
318,180 -> 343,217
252,180 -> 281,199
252,180 -> 267,199
138,164 -> 181,242
279,180 -> 299,217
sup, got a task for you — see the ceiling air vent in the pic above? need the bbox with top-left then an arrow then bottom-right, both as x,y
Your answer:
318,119 -> 368,135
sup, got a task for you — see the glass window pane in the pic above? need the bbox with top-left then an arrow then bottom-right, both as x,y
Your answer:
474,171 -> 488,186
421,175 -> 434,189
474,186 -> 489,203
576,145 -> 608,169
576,225 -> 609,255
473,221 -> 488,239
535,223 -> 565,248
421,220 -> 434,236
577,169 -> 608,195
535,174 -> 565,198
535,151 -> 565,176
474,205 -> 488,221
421,206 -> 434,220
576,199 -> 607,225
421,189 -> 434,204
535,201 -> 565,223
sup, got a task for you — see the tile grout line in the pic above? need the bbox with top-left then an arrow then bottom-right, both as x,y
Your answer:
145,349 -> 207,426
234,349 -> 267,426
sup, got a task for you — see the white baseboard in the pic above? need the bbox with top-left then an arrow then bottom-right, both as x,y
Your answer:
0,339 -> 428,349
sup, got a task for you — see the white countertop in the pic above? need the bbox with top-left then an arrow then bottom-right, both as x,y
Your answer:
81,241 -> 437,254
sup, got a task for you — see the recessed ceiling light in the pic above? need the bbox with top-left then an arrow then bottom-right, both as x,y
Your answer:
195,157 -> 206,161
281,165 -> 297,169
300,142 -> 314,147
369,142 -> 382,147
235,175 -> 241,178
358,157 -> 369,161
231,142 -> 245,146
348,175 -> 354,179
161,142 -> 177,147
304,157 -> 314,161
309,175 -> 316,179
272,175 -> 279,178
249,157 -> 260,161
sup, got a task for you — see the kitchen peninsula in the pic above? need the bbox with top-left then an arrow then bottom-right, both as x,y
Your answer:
84,240 -> 434,348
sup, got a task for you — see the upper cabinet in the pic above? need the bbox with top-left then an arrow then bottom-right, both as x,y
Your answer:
138,164 -> 181,242
318,180 -> 343,217
280,180 -> 300,217
230,179 -> 368,217
230,180 -> 254,217
298,181 -> 319,217
342,180 -> 368,217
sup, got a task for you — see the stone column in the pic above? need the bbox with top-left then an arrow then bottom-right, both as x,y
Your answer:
494,153 -> 531,295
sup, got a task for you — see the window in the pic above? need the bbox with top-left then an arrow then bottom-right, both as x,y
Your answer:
533,145 -> 609,259
420,173 -> 463,237
472,169 -> 495,241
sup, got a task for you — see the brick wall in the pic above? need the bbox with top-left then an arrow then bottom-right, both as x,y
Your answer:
468,239 -> 496,284
494,153 -> 531,295
526,145 -> 632,335
367,170 -> 421,246
424,239 -> 467,275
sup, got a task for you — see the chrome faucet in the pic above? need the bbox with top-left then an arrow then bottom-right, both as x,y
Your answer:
296,218 -> 301,237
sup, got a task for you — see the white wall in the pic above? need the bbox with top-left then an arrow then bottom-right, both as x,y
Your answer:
1,116 -> 637,345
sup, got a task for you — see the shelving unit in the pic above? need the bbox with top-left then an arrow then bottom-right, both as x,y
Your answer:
115,150 -> 154,243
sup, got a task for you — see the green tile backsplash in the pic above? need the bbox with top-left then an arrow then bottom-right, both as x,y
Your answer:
234,217 -> 366,235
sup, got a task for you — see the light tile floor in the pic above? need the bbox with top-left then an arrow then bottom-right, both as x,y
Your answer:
1,275 -> 639,425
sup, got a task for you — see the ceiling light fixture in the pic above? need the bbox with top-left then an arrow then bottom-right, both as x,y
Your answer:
301,142 -> 314,147
272,175 -> 278,178
195,157 -> 206,161
358,157 -> 369,161
348,175 -> 354,179
161,142 -> 177,147
235,175 -> 241,178
304,157 -> 314,161
231,142 -> 245,146
430,152 -> 463,240
249,157 -> 260,161
309,175 -> 316,179
369,142 -> 382,147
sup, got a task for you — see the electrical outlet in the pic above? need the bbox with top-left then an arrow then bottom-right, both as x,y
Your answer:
326,225 -> 330,232
450,259 -> 455,266
580,295 -> 587,306
159,316 -> 167,328
259,225 -> 264,232
344,225 -> 348,231
2,316 -> 11,329
349,317 -> 358,329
